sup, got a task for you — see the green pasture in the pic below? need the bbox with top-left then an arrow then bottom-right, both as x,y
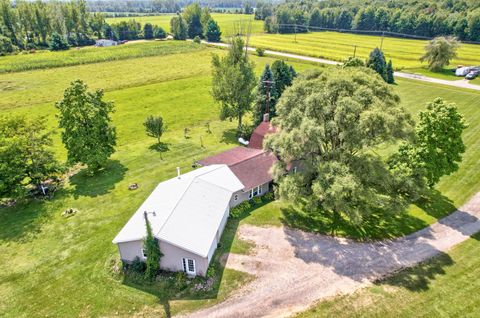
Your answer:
249,31 -> 480,78
0,41 -> 479,317
106,13 -> 264,37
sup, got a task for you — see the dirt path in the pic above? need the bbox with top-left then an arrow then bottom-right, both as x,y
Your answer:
182,193 -> 480,318
203,41 -> 480,91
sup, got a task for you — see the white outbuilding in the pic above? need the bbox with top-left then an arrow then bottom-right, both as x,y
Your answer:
112,164 -> 244,276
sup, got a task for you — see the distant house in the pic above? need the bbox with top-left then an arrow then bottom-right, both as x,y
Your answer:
95,39 -> 117,47
113,115 -> 289,276
113,165 -> 244,276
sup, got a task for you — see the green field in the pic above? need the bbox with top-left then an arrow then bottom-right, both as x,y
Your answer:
250,31 -> 480,75
106,13 -> 264,37
296,232 -> 480,317
0,40 -> 479,317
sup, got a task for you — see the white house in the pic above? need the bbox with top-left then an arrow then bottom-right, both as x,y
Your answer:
95,39 -> 117,47
112,165 -> 244,276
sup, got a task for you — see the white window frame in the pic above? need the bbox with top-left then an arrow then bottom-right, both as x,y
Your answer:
249,186 -> 261,199
182,258 -> 196,275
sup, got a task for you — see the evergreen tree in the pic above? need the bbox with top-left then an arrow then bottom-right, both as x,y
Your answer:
153,26 -> 166,39
253,64 -> 278,125
271,60 -> 295,96
366,48 -> 388,82
183,3 -> 203,39
143,23 -> 154,39
143,212 -> 162,281
205,19 -> 221,42
386,59 -> 395,84
49,32 -> 69,51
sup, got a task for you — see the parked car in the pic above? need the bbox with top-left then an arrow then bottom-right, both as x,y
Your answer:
456,66 -> 472,76
465,70 -> 479,80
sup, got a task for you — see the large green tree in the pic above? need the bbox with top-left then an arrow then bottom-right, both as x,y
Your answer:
391,98 -> 467,187
170,15 -> 187,40
265,68 -> 415,231
211,36 -> 256,129
420,36 -> 460,71
271,60 -> 296,96
0,116 -> 61,199
183,2 -> 203,39
55,80 -> 116,174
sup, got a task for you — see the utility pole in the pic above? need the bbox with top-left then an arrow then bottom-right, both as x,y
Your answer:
294,24 -> 297,43
353,45 -> 357,57
262,79 -> 274,120
380,31 -> 385,50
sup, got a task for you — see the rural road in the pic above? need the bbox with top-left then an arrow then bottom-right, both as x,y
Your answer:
203,41 -> 480,91
182,192 -> 480,318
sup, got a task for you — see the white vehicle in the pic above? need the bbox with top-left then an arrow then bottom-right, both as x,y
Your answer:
455,66 -> 472,77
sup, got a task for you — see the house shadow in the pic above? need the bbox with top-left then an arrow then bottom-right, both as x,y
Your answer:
70,160 -> 127,198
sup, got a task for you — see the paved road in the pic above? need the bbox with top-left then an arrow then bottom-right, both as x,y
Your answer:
204,41 -> 480,91
182,192 -> 480,318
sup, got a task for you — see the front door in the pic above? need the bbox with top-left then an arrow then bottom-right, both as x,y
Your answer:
182,258 -> 196,275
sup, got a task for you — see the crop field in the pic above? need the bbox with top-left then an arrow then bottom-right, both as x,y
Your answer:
106,13 -> 264,37
0,40 -> 479,317
249,31 -> 480,74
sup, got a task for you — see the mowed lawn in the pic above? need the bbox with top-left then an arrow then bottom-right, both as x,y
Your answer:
296,232 -> 480,317
106,13 -> 264,37
0,42 -> 316,317
250,31 -> 480,78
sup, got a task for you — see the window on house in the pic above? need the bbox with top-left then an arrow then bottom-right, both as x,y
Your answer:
249,186 -> 260,198
142,248 -> 147,259
182,258 -> 196,275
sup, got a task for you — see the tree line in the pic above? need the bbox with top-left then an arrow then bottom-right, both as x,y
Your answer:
261,0 -> 480,41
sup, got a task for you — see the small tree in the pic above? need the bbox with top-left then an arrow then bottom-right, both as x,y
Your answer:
392,98 -> 468,187
170,15 -> 188,40
366,48 -> 387,82
386,59 -> 395,84
183,3 -> 203,39
343,56 -> 365,68
420,36 -> 460,71
153,26 -> 166,39
193,35 -> 201,44
205,19 -> 221,42
144,115 -> 166,144
0,35 -> 17,56
49,32 -> 69,51
143,23 -> 154,39
144,212 -> 162,281
271,60 -> 296,96
256,47 -> 265,56
211,36 -> 256,130
55,80 -> 116,174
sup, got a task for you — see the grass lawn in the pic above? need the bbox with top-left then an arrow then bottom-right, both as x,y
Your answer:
106,13 -> 264,37
249,31 -> 480,80
0,42 -> 317,317
295,232 -> 480,317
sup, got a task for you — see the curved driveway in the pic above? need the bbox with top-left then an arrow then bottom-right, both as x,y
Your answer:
183,193 -> 480,318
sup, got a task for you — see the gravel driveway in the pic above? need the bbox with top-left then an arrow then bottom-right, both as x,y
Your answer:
183,193 -> 480,318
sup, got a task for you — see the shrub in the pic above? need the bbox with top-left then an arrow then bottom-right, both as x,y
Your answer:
129,256 -> 146,273
256,47 -> 265,56
263,190 -> 275,201
252,196 -> 262,205
0,35 -> 18,56
343,56 -> 365,68
48,32 -> 70,51
193,35 -> 202,44
154,26 -> 167,39
230,200 -> 252,218
237,124 -> 254,139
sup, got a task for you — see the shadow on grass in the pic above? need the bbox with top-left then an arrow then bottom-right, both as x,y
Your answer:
280,189 -> 459,241
221,128 -> 238,145
376,251 -> 454,292
148,142 -> 170,153
70,160 -> 127,198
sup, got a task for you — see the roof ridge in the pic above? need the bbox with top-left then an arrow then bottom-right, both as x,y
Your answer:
229,150 -> 269,167
154,165 -> 228,237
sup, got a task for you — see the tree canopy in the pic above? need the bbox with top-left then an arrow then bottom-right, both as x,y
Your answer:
211,36 -> 256,130
170,15 -> 188,40
205,19 -> 221,42
55,80 -> 116,174
420,36 -> 460,71
265,68 -> 415,230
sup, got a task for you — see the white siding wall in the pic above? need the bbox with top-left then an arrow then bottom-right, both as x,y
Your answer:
229,182 -> 270,207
